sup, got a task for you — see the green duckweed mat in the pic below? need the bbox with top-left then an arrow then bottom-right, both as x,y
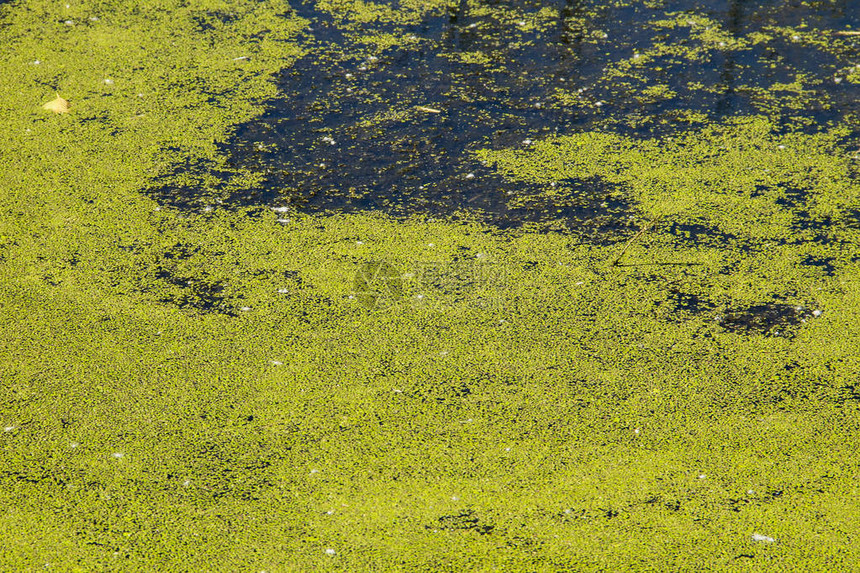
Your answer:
1,0 -> 858,571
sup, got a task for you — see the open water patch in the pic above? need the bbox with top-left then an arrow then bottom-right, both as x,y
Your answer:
147,0 -> 857,238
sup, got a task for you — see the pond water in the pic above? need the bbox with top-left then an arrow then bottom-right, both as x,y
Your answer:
2,1 -> 859,569
150,0 -> 857,239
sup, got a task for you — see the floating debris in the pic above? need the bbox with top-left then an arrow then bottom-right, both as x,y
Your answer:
42,94 -> 70,114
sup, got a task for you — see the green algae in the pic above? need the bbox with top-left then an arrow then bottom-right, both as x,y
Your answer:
1,0 -> 859,571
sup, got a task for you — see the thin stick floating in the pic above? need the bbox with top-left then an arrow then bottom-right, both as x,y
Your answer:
610,217 -> 661,266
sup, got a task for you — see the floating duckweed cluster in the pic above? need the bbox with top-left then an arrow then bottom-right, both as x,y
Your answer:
0,0 -> 858,570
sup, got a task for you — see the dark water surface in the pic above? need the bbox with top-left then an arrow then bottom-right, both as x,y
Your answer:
149,0 -> 857,239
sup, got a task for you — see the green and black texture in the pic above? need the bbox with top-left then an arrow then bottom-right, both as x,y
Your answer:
0,0 -> 858,570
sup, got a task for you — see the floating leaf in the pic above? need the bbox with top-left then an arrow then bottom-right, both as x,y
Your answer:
42,94 -> 70,113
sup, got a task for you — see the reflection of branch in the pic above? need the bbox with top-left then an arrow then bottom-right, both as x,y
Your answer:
610,217 -> 661,266
834,31 -> 860,36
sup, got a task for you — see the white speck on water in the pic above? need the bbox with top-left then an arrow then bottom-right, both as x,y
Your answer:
451,496 -> 459,501
698,474 -> 706,479
104,78 -> 114,85
575,281 -> 585,285
505,447 -> 511,452
534,102 -> 542,108
522,138 -> 533,145
777,144 -> 786,149
310,469 -> 319,474
203,206 -> 213,212
70,442 -> 79,448
602,32 -> 608,38
32,60 -> 40,65
752,533 -> 775,543
271,361 -> 283,366
344,73 -> 354,79
368,56 -> 378,62
718,41 -> 726,47
346,87 -> 353,92
3,426 -> 15,432
465,173 -> 475,179
233,56 -> 248,61
427,242 -> 434,247
89,16 -> 99,21
416,294 -> 424,299
468,23 -> 478,28
271,206 -> 290,213
64,20 -> 74,26
517,20 -> 526,26
348,294 -> 355,299
595,101 -> 603,107
183,480 -> 190,487
326,510 -> 335,515
137,93 -> 144,97
318,162 -> 325,168
476,253 -> 484,258
321,136 -> 336,145
356,240 -> 363,245
792,35 -> 801,41
358,65 -> 367,71
633,53 -> 640,59
240,306 -> 251,311
112,452 -> 124,459
634,428 -> 640,434
794,306 -> 803,312
325,548 -> 336,555
747,490 -> 755,495
277,288 -> 289,294
812,309 -> 822,317
276,218 -> 291,223
834,77 -> 843,84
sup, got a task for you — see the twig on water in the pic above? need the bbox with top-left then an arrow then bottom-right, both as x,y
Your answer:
610,217 -> 661,266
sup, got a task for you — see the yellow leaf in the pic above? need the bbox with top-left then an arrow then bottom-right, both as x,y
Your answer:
42,93 -> 70,113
